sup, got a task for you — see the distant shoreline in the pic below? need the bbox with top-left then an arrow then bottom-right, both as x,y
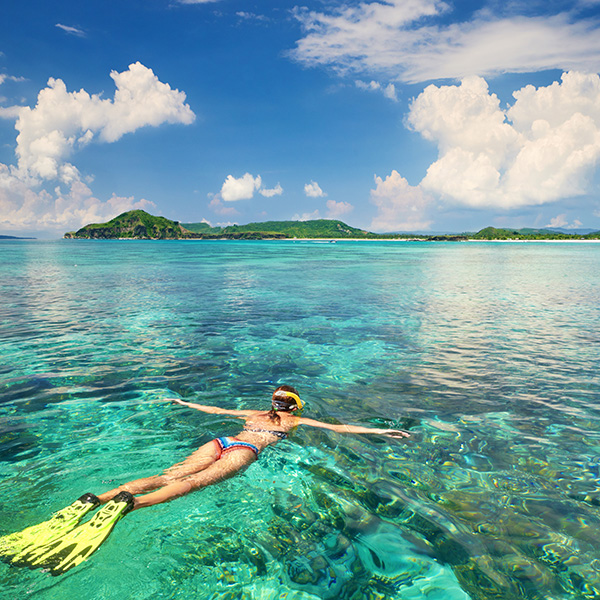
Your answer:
465,238 -> 600,243
64,236 -> 600,243
173,236 -> 600,242
288,238 -> 600,243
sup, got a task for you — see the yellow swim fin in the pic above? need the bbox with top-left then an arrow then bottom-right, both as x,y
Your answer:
0,493 -> 99,562
16,491 -> 134,575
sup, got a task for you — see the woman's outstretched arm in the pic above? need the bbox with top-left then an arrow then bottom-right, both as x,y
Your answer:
169,398 -> 258,418
298,417 -> 410,438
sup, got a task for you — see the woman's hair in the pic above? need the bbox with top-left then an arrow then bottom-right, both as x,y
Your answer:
267,385 -> 301,423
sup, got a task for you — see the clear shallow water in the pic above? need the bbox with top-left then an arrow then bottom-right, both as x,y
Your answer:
0,239 -> 599,600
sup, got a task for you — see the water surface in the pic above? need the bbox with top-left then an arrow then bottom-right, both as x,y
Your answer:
1,240 -> 599,599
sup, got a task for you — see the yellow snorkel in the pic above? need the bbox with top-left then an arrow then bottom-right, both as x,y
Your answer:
283,391 -> 304,410
272,390 -> 304,411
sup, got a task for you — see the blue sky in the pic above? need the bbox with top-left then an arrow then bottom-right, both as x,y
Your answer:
1,0 -> 600,236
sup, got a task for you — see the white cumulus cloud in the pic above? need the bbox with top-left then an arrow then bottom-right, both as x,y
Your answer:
218,173 -> 283,201
407,71 -> 600,209
326,199 -> 353,218
0,62 -> 195,232
11,61 -> 195,184
304,180 -> 326,197
220,173 -> 262,201
370,170 -> 433,232
0,169 -> 154,233
292,2 -> 600,83
259,182 -> 283,197
546,214 -> 583,229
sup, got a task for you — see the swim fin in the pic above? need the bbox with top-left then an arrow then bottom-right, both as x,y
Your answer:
16,491 -> 134,575
0,493 -> 100,561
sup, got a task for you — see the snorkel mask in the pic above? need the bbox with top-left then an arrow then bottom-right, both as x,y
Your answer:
272,390 -> 304,411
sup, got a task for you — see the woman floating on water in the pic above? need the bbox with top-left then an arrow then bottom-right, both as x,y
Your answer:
0,386 -> 409,575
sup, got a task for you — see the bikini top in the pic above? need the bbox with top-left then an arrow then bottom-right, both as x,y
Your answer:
243,427 -> 288,440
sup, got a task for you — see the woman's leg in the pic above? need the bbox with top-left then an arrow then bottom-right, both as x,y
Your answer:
133,448 -> 256,509
97,440 -> 220,503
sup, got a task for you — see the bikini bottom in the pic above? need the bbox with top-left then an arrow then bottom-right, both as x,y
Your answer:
213,436 -> 259,459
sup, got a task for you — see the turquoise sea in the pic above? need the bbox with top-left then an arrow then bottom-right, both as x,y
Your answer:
1,239 -> 599,600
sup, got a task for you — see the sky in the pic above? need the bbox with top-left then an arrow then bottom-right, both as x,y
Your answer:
1,0 -> 600,236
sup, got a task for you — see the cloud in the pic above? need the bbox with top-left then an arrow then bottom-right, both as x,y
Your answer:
355,80 -> 398,101
209,196 -> 240,216
407,71 -> 600,209
370,170 -> 433,231
0,168 -> 154,233
291,2 -> 600,83
56,23 -> 86,37
300,183 -> 352,219
293,209 -> 321,221
546,214 -> 569,228
11,62 -> 195,184
0,106 -> 23,119
220,173 -> 262,201
218,173 -> 283,201
546,214 -> 583,229
0,74 -> 26,85
0,62 -> 195,232
259,182 -> 283,197
304,180 -> 326,197
236,12 -> 269,22
326,199 -> 353,218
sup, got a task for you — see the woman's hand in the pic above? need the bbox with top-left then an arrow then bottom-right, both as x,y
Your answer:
169,398 -> 188,406
380,429 -> 411,439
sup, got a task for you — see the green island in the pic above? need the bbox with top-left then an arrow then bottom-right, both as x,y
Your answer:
63,210 -> 600,241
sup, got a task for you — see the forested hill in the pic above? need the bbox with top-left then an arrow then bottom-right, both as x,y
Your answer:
64,210 -> 191,239
182,219 -> 372,238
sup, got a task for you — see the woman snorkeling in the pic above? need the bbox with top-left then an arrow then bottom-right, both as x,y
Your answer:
0,386 -> 409,575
